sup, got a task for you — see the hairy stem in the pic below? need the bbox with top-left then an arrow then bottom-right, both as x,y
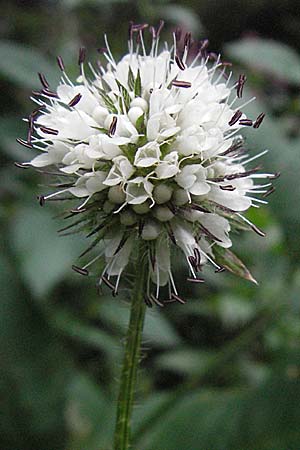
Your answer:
113,242 -> 148,450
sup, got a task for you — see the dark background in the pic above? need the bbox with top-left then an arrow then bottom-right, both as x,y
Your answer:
1,1 -> 300,449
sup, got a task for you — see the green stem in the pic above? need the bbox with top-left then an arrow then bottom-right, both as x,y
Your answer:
114,242 -> 148,450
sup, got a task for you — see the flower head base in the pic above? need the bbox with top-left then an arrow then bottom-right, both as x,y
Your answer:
17,22 -> 278,305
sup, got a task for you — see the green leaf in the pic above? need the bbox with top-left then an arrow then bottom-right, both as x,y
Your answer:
10,206 -> 84,297
66,374 -> 114,450
155,348 -> 214,376
214,246 -> 257,284
0,252 -> 73,450
52,309 -> 121,364
156,4 -> 203,34
98,300 -> 181,347
0,117 -> 31,160
0,40 -> 59,89
215,294 -> 255,327
136,377 -> 300,450
225,38 -> 300,84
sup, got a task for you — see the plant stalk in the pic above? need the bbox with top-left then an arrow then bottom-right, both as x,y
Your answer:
113,242 -> 147,450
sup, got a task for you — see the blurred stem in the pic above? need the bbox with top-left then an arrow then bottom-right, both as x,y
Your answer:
113,242 -> 147,450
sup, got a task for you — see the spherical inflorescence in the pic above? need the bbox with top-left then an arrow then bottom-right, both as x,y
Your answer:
17,22 -> 278,305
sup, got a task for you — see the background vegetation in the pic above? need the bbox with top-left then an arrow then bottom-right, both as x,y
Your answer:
1,1 -> 300,449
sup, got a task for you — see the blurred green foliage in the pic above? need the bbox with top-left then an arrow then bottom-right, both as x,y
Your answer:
1,1 -> 300,449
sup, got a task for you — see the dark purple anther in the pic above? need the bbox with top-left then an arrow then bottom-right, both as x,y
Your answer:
56,56 -> 65,71
16,138 -> 33,149
39,126 -> 59,135
72,265 -> 89,276
262,186 -> 276,198
228,110 -> 242,126
253,113 -> 265,129
38,195 -> 45,206
78,47 -> 86,65
172,80 -> 191,88
237,74 -> 246,98
175,54 -> 186,70
38,72 -> 50,89
239,118 -> 253,126
109,116 -> 117,136
68,93 -> 82,107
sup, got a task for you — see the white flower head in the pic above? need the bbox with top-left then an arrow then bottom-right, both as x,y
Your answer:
18,22 -> 277,303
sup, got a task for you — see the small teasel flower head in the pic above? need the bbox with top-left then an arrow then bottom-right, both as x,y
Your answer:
17,22 -> 278,305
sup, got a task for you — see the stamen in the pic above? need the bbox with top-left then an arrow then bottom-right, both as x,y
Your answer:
268,171 -> 281,180
193,248 -> 201,267
175,54 -> 186,70
131,23 -> 149,32
184,32 -> 192,51
14,162 -> 30,169
149,26 -> 156,39
253,112 -> 265,129
239,118 -> 253,126
221,61 -> 232,67
236,213 -> 266,237
187,277 -> 205,283
208,201 -> 236,214
150,294 -> 164,307
200,39 -> 209,53
168,270 -> 178,296
69,208 -> 87,214
16,138 -> 33,148
72,265 -> 89,276
236,74 -> 246,98
171,293 -> 186,304
113,234 -> 128,256
190,203 -> 211,213
68,93 -> 82,107
97,47 -> 107,54
56,55 -> 65,71
157,19 -> 164,38
172,80 -> 192,88
102,275 -> 115,291
225,166 -> 261,181
109,116 -> 117,136
242,149 -> 268,166
38,73 -> 50,89
37,195 -> 45,206
165,223 -> 176,245
188,255 -> 197,269
27,128 -> 32,144
41,88 -> 59,98
30,107 -> 42,119
228,110 -> 242,126
78,47 -> 86,65
262,186 -> 276,198
208,51 -> 218,61
199,224 -> 223,243
175,27 -> 182,42
144,296 -> 153,307
39,126 -> 59,135
128,21 -> 134,42
220,185 -> 236,191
